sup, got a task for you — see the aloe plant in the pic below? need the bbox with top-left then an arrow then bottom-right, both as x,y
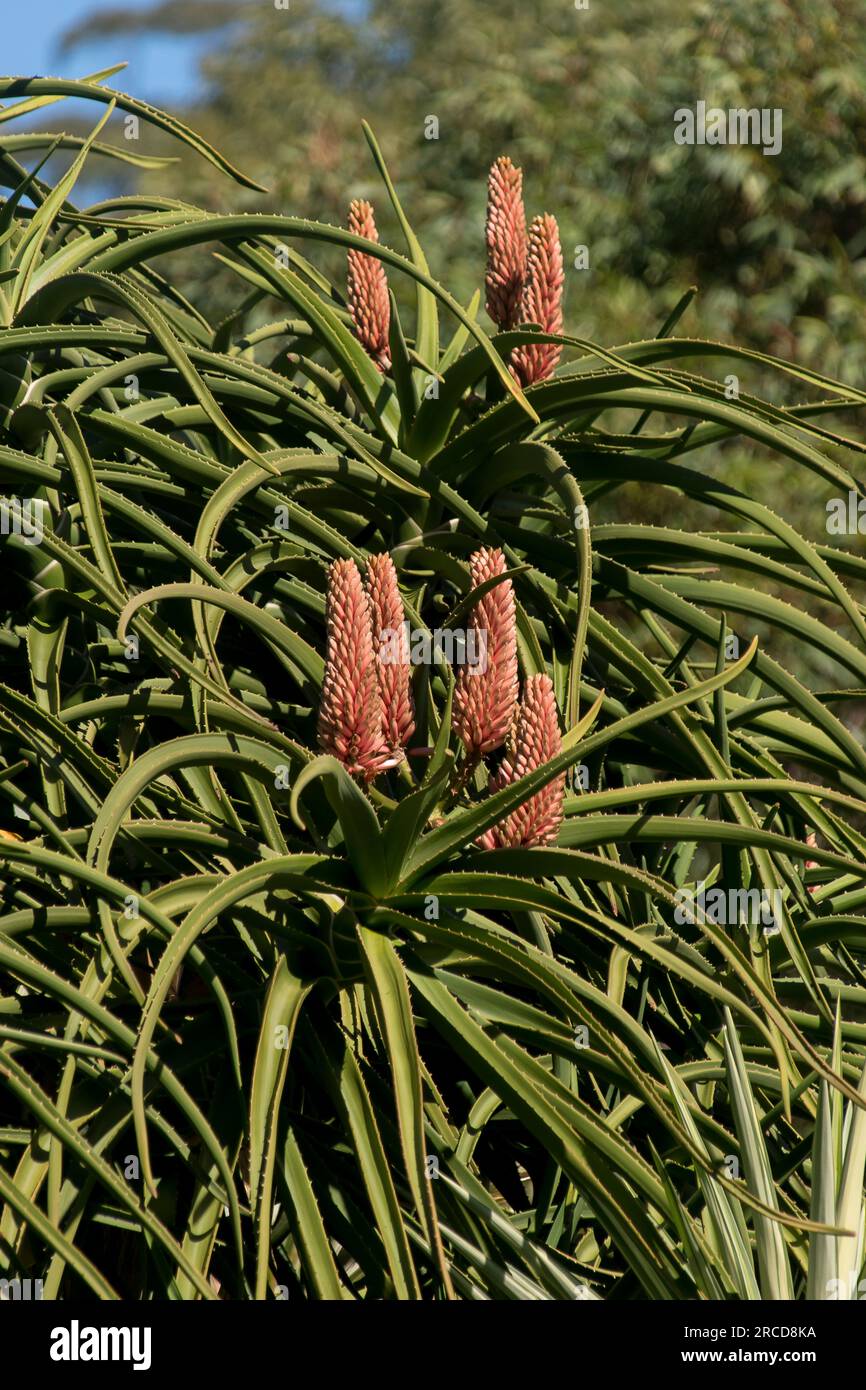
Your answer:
1,70 -> 866,1301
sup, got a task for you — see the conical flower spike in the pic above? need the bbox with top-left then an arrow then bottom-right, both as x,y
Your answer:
366,552 -> 415,758
484,674 -> 565,848
511,213 -> 564,387
318,557 -> 391,780
485,156 -> 528,331
347,199 -> 392,372
452,547 -> 519,757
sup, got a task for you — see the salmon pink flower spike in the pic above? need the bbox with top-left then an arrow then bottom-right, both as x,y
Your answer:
511,212 -> 564,387
485,156 -> 528,331
366,552 -> 415,758
805,831 -> 819,894
347,199 -> 392,372
484,674 -> 565,848
318,558 -> 391,780
452,547 -> 519,757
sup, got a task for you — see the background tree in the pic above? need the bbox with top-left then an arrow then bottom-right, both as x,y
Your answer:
59,0 -> 866,376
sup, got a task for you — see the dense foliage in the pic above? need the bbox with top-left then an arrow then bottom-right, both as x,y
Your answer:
61,0 -> 866,378
1,74 -> 866,1301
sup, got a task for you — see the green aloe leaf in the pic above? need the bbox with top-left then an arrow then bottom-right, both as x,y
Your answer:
722,1011 -> 794,1299
250,959 -> 311,1299
0,75 -> 266,189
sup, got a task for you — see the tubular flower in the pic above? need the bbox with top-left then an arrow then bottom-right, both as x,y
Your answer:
483,674 -> 565,849
347,199 -> 391,372
366,552 -> 415,758
452,547 -> 519,757
511,213 -> 564,387
317,558 -> 391,780
485,156 -> 527,331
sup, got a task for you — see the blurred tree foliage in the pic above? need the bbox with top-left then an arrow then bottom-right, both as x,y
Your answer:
51,0 -> 866,601
61,0 -> 866,382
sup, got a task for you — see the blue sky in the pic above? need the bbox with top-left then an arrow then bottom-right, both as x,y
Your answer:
2,0 -> 219,104
2,0 -> 364,198
2,0 -> 365,106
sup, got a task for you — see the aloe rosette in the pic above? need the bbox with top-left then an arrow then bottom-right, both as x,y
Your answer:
0,75 -> 864,1303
